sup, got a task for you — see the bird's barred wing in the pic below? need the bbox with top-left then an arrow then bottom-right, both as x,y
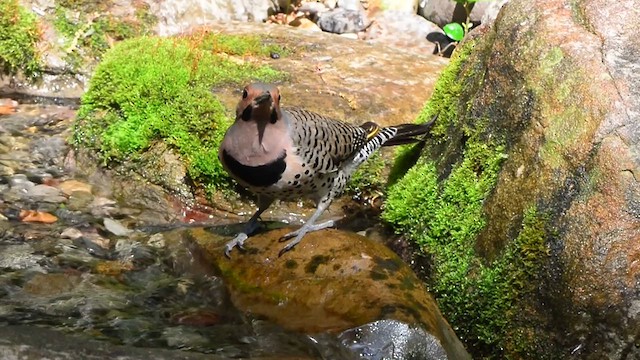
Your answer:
285,108 -> 369,173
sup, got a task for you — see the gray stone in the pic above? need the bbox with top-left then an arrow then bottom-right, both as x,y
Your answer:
25,184 -> 66,203
317,8 -> 370,34
104,218 -> 132,237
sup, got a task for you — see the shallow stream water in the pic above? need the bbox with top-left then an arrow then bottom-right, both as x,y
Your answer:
0,100 -> 440,359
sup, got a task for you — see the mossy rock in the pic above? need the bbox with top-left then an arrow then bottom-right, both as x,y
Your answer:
0,0 -> 41,78
72,32 -> 286,198
383,0 -> 640,357
382,39 -> 554,358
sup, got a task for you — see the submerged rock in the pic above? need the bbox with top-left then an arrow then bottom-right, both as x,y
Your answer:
171,226 -> 471,360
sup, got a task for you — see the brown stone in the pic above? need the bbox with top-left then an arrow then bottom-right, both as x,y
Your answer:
197,22 -> 448,128
169,226 -> 470,360
445,0 -> 640,356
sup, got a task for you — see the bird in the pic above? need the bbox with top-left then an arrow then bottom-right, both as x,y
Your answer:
219,83 -> 435,257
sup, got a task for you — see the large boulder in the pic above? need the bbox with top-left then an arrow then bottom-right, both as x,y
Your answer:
169,226 -> 471,359
382,0 -> 640,358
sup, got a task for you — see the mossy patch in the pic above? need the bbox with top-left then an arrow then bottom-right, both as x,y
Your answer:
382,41 -> 551,358
0,0 -> 41,78
52,0 -> 156,69
73,32 -> 286,193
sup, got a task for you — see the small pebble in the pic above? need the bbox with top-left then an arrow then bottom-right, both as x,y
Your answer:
147,233 -> 166,248
25,184 -> 66,203
104,218 -> 132,237
61,227 -> 84,240
24,168 -> 54,184
8,174 -> 34,189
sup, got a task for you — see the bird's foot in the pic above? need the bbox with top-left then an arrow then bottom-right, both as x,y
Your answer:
278,220 -> 334,256
224,233 -> 248,258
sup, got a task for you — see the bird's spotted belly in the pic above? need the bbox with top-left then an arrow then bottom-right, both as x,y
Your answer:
251,168 -> 348,202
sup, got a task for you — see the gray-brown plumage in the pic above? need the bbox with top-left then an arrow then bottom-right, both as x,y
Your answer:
219,83 -> 435,257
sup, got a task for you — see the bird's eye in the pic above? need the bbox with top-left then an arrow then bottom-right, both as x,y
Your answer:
242,89 -> 248,99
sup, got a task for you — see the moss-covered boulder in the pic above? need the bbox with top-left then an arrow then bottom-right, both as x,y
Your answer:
72,32 -> 285,200
383,0 -> 640,358
165,226 -> 471,360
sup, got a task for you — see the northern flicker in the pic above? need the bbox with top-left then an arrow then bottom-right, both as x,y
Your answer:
219,83 -> 435,257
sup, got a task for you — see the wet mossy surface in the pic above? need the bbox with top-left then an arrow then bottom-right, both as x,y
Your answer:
73,32 -> 286,194
0,0 -> 41,78
382,40 -> 555,358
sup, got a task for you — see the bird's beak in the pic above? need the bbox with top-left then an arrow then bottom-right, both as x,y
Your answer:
254,91 -> 272,106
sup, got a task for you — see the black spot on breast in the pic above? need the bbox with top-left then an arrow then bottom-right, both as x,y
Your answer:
241,105 -> 252,121
222,149 -> 286,187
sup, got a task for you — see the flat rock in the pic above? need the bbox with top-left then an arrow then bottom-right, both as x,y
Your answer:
201,21 -> 449,128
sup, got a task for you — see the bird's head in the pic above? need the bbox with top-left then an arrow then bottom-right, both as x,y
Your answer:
236,83 -> 282,125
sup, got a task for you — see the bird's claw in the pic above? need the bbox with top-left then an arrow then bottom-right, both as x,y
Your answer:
278,242 -> 297,257
224,233 -> 248,258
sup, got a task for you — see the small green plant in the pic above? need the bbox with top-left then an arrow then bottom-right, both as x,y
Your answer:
73,33 -> 286,192
440,0 -> 485,55
0,0 -> 40,78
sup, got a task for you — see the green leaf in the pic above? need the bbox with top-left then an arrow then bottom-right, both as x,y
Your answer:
443,22 -> 465,41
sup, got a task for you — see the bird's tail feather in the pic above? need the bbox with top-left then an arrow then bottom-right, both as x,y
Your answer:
383,115 -> 437,146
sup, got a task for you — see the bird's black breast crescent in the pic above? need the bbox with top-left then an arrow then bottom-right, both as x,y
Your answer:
222,149 -> 286,187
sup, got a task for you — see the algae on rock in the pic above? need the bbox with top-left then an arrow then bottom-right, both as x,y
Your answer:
383,39 -> 554,358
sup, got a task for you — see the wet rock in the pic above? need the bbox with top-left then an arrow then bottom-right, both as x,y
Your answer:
24,168 -> 54,184
0,325 -> 220,360
147,233 -> 166,248
58,179 -> 92,196
66,190 -> 94,211
0,98 -> 18,115
19,210 -> 58,224
172,227 -> 471,360
339,319 -> 448,360
75,235 -> 112,259
22,273 -> 82,296
30,136 -> 67,167
94,259 -> 134,275
7,174 -> 34,190
104,218 -> 132,237
0,164 -> 14,176
0,244 -> 46,271
24,184 -> 66,203
60,227 -> 83,239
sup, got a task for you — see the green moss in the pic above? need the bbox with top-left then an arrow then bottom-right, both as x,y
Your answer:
382,41 -> 550,358
73,34 -> 285,191
0,0 -> 40,78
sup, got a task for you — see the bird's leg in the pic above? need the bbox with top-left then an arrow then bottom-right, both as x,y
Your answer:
225,196 -> 274,258
278,197 -> 334,256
